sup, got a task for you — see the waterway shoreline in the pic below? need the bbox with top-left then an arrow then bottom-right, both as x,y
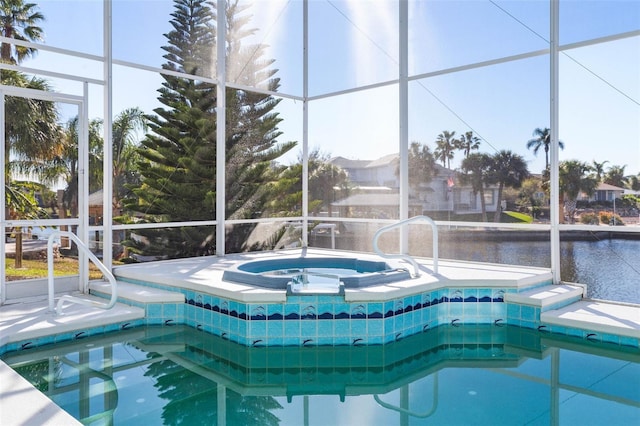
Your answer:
439,228 -> 640,242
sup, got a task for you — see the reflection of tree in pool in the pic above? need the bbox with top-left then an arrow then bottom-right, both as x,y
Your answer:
144,357 -> 282,425
13,357 -> 62,393
226,390 -> 282,426
144,358 -> 219,425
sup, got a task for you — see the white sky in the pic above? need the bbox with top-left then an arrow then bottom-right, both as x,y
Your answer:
24,0 -> 640,176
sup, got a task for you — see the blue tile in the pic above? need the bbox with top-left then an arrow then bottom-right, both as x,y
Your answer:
238,320 -> 247,336
394,315 -> 404,333
620,336 -> 639,348
368,302 -> 383,316
491,303 -> 506,318
463,302 -> 478,317
351,303 -> 366,319
449,302 -> 463,316
229,317 -> 239,334
521,306 -> 536,321
249,321 -> 266,338
284,320 -> 300,337
318,295 -> 340,304
268,337 -> 285,346
317,320 -> 334,337
478,288 -> 492,301
334,303 -> 349,317
268,304 -> 283,317
333,335 -> 350,346
267,321 -> 284,339
283,335 -> 300,346
284,303 -> 300,319
317,302 -> 333,317
463,288 -> 478,300
567,327 -> 583,338
368,319 -> 383,336
334,320 -> 350,336
507,304 -> 521,319
367,335 -> 384,345
147,304 -> 162,318
316,335 -> 333,346
163,303 -> 177,318
351,319 -> 366,336
301,321 -> 317,338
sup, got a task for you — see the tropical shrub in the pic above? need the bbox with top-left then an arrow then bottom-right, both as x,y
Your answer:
579,212 -> 599,225
599,211 -> 625,226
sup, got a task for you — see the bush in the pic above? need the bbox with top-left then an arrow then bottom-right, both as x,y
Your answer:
610,214 -> 625,226
579,213 -> 599,225
599,211 -> 625,226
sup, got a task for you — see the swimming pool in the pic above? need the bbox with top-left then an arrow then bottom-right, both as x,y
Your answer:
3,324 -> 638,425
221,256 -> 412,291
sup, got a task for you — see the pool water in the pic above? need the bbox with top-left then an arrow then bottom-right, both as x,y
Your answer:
3,325 -> 639,425
222,256 -> 412,289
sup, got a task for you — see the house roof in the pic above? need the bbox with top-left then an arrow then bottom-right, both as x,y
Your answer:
366,153 -> 398,168
330,153 -> 398,169
88,189 -> 104,206
329,156 -> 370,169
596,182 -> 625,191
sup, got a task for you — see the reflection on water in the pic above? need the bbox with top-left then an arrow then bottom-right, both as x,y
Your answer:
4,325 -> 639,426
432,236 -> 640,304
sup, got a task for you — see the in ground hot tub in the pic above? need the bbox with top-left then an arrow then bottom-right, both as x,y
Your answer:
222,256 -> 411,291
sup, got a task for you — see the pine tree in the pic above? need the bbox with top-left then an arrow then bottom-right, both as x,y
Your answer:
124,0 -> 295,258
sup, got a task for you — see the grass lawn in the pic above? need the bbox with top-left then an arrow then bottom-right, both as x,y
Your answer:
5,257 -> 104,281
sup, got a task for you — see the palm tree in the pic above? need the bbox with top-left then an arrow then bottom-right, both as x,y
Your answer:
456,131 -> 481,158
434,130 -> 457,169
604,164 -> 627,188
43,116 -> 103,218
0,0 -> 44,64
112,107 -> 147,210
459,152 -> 492,222
3,71 -> 62,268
489,150 -> 529,222
559,160 -> 597,223
591,160 -> 609,182
404,141 -> 437,188
526,127 -> 564,170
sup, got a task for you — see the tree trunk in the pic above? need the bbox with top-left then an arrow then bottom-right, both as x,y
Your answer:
14,227 -> 23,269
494,183 -> 504,222
479,188 -> 487,222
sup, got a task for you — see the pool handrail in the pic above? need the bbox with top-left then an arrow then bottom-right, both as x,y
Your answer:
47,230 -> 118,315
372,215 -> 438,277
373,373 -> 439,418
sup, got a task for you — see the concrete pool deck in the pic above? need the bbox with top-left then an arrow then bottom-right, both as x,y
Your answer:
1,249 -> 639,425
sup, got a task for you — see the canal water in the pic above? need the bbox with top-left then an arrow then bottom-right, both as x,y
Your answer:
438,237 -> 640,304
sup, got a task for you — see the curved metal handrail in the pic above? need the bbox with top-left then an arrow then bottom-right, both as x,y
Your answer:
48,231 -> 118,315
372,215 -> 438,277
373,373 -> 439,418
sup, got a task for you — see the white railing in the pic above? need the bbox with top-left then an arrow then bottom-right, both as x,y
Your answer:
372,215 -> 439,277
48,231 -> 118,315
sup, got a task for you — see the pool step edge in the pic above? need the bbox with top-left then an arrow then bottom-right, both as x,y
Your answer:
505,284 -> 585,310
89,280 -> 185,304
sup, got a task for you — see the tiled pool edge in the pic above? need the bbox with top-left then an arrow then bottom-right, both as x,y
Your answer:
2,284 -> 637,357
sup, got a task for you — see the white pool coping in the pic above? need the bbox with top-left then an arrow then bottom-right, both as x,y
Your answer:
113,248 -> 554,302
542,300 -> 640,339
